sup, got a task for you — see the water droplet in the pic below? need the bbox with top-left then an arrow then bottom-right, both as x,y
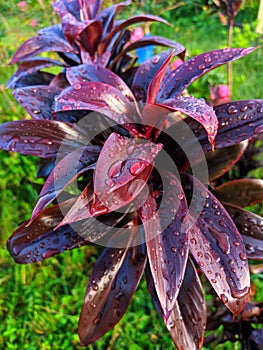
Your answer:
239,252 -> 247,261
61,104 -> 73,111
39,242 -> 45,249
204,56 -> 211,63
130,161 -> 147,176
220,294 -> 228,303
173,230 -> 179,236
190,238 -> 196,245
74,83 -> 82,90
151,56 -> 160,64
108,160 -> 125,178
177,193 -> 184,200
231,286 -> 249,299
233,241 -> 240,247
198,64 -> 205,70
197,252 -> 203,258
254,125 -> 263,135
8,136 -> 20,151
127,145 -> 135,155
228,105 -> 238,114
42,248 -> 60,259
92,283 -> 99,291
105,179 -> 114,188
32,108 -> 41,115
171,247 -> 177,252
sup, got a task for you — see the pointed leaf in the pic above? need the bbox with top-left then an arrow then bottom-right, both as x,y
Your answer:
205,141 -> 248,181
159,96 -> 218,147
78,230 -> 147,345
158,47 -> 258,100
79,21 -> 102,55
85,0 -> 102,19
13,86 -> 62,120
7,71 -> 54,89
0,120 -> 87,157
132,51 -> 172,102
146,51 -> 173,104
146,259 -> 206,350
224,202 -> 263,260
52,0 -> 81,21
66,64 -> 137,104
31,145 -> 100,220
109,36 -> 185,70
7,57 -> 65,89
54,81 -> 140,128
182,174 -> 250,317
213,179 -> 263,207
10,25 -> 76,64
138,171 -> 189,318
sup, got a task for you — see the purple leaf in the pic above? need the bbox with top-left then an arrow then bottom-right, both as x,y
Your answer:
100,15 -> 170,53
182,174 -> 250,317
52,0 -> 81,21
66,64 -> 137,104
97,1 -> 131,37
50,72 -> 69,89
132,51 -> 173,102
179,100 -> 263,151
0,120 -> 87,158
78,229 -> 147,345
37,158 -> 56,178
7,71 -> 54,89
213,179 -> 263,207
13,86 -> 62,120
146,259 -> 206,350
79,21 -> 103,56
54,81 -> 140,127
205,141 -> 248,181
158,96 -> 218,148
138,171 -> 189,318
109,36 -> 185,70
31,145 -> 100,221
146,51 -> 173,104
224,202 -> 263,260
7,57 -> 65,89
158,47 -> 258,100
10,25 -> 77,64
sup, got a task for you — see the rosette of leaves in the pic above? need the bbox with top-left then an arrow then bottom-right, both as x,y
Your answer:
7,0 -> 185,90
2,37 -> 263,348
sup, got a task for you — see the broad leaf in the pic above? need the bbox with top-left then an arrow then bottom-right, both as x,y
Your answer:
146,259 -> 206,350
182,174 -> 250,317
132,51 -> 172,102
0,120 -> 87,158
205,141 -> 248,181
10,25 -> 76,64
78,229 -> 147,345
7,71 -> 54,89
224,202 -> 263,260
7,57 -> 65,89
158,47 -> 257,100
138,171 -> 189,319
31,145 -> 100,221
158,96 -> 218,147
52,0 -> 81,21
213,179 -> 263,207
66,64 -> 137,104
79,21 -> 103,55
13,86 -> 62,120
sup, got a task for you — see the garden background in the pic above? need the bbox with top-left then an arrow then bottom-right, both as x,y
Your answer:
0,0 -> 262,349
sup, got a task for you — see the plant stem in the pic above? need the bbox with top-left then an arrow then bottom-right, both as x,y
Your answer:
228,17 -> 234,98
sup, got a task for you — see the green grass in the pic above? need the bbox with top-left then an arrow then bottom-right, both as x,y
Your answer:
0,1 -> 262,349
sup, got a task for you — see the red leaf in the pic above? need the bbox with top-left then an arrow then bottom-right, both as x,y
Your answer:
146,259 -> 206,350
138,171 -> 189,318
0,120 -> 86,158
182,174 -> 250,317
9,25 -> 76,64
78,229 -> 147,345
30,145 -> 100,221
224,202 -> 263,260
158,47 -> 258,100
146,51 -> 174,104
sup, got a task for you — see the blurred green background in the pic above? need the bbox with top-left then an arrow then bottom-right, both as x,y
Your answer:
0,1 -> 262,349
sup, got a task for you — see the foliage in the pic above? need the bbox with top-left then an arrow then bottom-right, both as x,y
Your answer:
0,0 -> 263,349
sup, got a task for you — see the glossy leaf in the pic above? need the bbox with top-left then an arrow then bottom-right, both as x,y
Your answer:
132,51 -> 172,102
31,145 -> 100,221
52,0 -> 81,21
54,82 -> 140,125
146,51 -> 173,105
10,25 -> 76,64
205,141 -> 248,181
0,120 -> 87,158
79,21 -> 103,55
146,259 -> 206,350
7,71 -> 54,89
138,171 -> 189,319
181,99 -> 263,151
110,36 -> 185,70
158,47 -> 257,100
66,64 -> 137,104
182,174 -> 250,317
158,96 -> 218,147
13,86 -> 62,120
213,179 -> 263,207
223,202 -> 263,260
78,230 -> 147,345
7,57 -> 65,89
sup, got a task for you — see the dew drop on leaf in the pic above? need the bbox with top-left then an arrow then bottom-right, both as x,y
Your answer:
74,83 -> 82,90
108,160 -> 125,178
227,105 -> 238,114
254,125 -> 263,135
220,294 -> 228,304
130,161 -> 147,176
